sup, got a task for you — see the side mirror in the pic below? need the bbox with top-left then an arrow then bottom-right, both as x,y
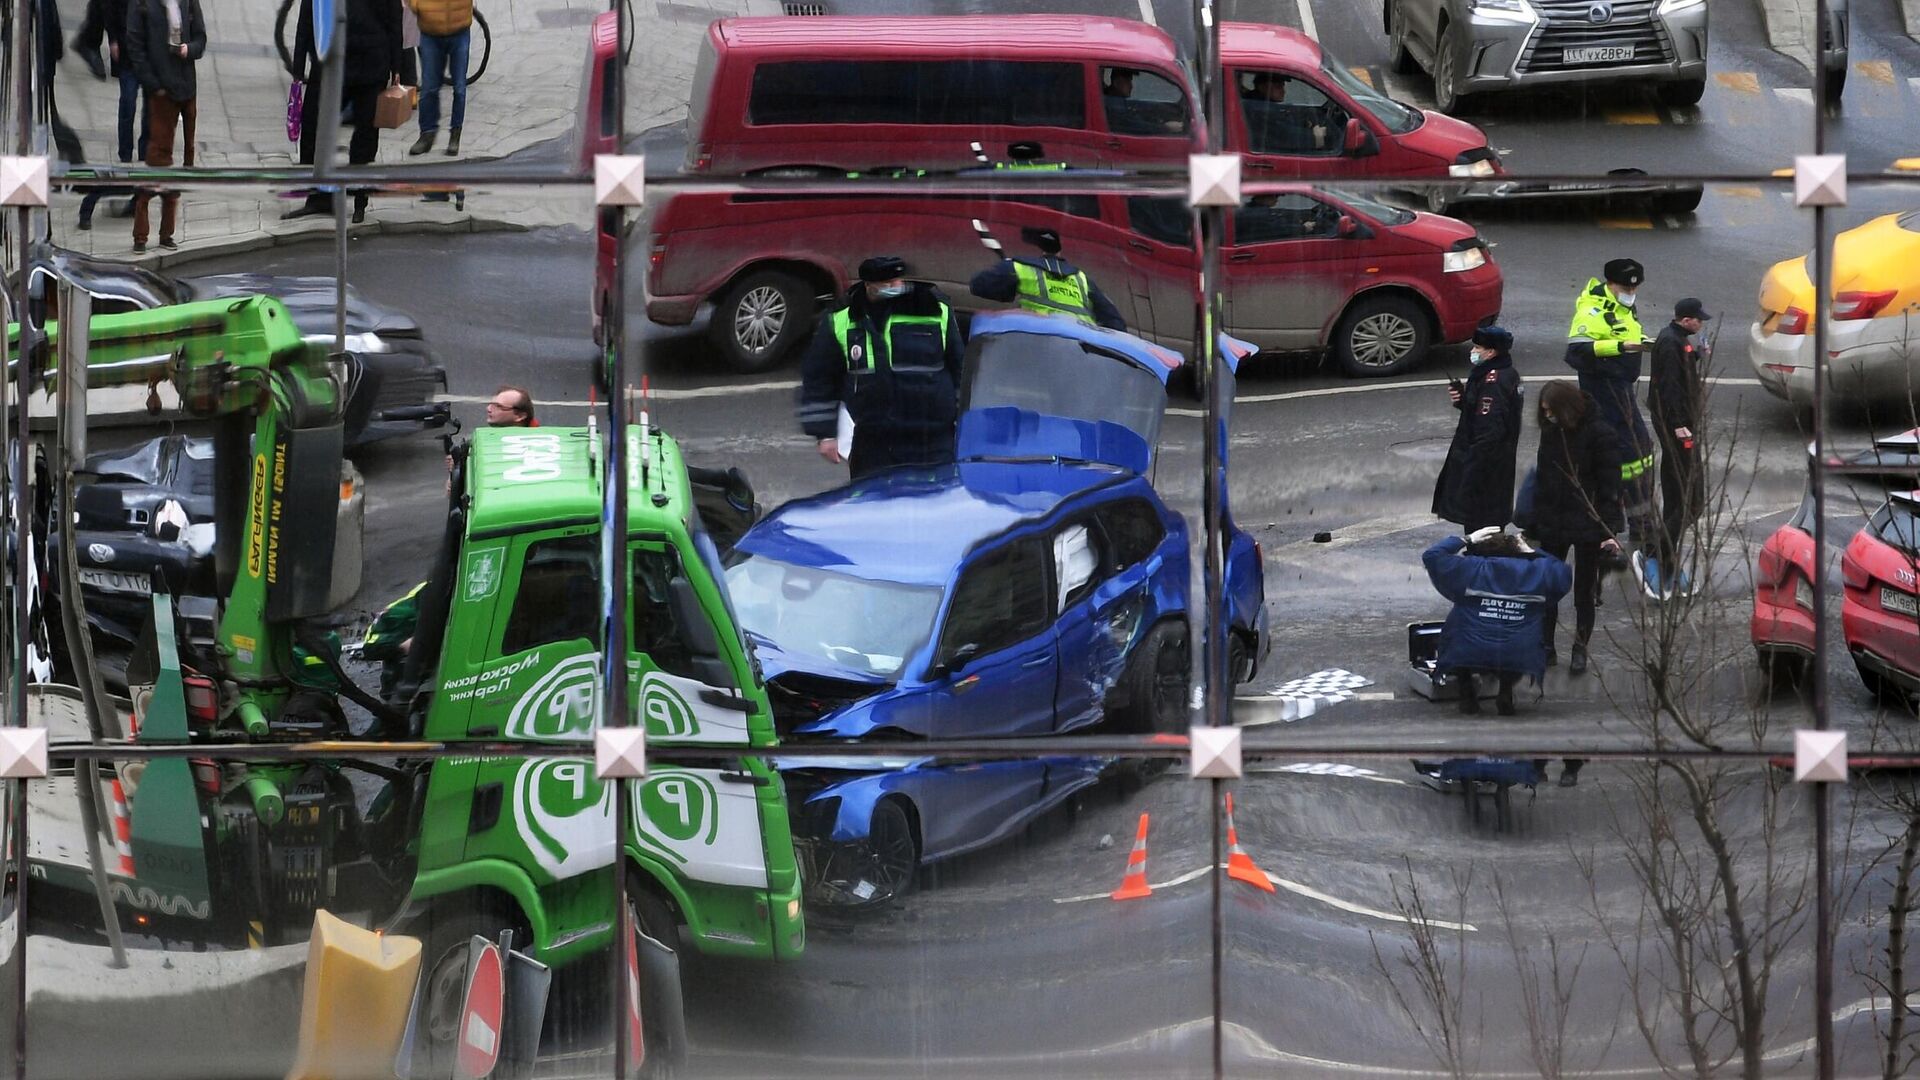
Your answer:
1343,118 -> 1377,157
937,642 -> 981,678
1336,215 -> 1359,238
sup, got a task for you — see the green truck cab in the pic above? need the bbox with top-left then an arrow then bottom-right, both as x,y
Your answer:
392,425 -> 803,1052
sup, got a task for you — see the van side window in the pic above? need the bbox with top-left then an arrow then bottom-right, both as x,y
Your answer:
633,547 -> 697,678
1236,70 -> 1340,156
749,61 -> 1085,128
1234,193 -> 1340,245
1100,67 -> 1190,137
939,538 -> 1051,662
1127,196 -> 1192,247
500,536 -> 599,656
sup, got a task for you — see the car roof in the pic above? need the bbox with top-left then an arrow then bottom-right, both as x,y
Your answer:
714,15 -> 1182,65
1220,22 -> 1324,69
738,461 -> 1136,586
967,311 -> 1251,381
465,425 -> 687,537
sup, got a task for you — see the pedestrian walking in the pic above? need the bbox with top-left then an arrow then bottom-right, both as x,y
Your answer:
1642,297 -> 1712,599
1564,258 -> 1656,572
1529,380 -> 1624,679
406,0 -> 471,157
1432,325 -> 1523,534
126,0 -> 207,253
486,385 -> 536,427
969,227 -> 1126,331
798,255 -> 965,480
1423,527 -> 1573,716
20,0 -> 87,166
73,0 -> 149,229
284,0 -> 405,224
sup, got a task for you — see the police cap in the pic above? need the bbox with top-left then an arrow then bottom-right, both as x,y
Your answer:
1472,325 -> 1513,352
859,255 -> 908,283
1603,258 -> 1644,287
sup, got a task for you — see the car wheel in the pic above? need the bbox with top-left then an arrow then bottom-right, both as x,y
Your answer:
1653,188 -> 1704,216
1387,1 -> 1416,74
709,270 -> 816,374
1757,649 -> 1806,690
1655,78 -> 1706,108
1333,294 -> 1431,378
1425,186 -> 1453,214
628,889 -> 687,1079
1116,620 -> 1191,734
1822,65 -> 1847,107
1434,22 -> 1471,115
1228,634 -> 1252,685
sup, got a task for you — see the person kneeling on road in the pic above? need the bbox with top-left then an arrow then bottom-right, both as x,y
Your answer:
1423,526 -> 1572,716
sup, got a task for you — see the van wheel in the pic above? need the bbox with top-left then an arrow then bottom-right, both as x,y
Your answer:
416,908 -> 528,1079
1652,187 -> 1703,216
1822,65 -> 1846,107
710,270 -> 815,373
1434,22 -> 1472,115
629,889 -> 687,1079
1386,1 -> 1416,74
1334,295 -> 1430,377
1655,78 -> 1706,108
1114,620 -> 1190,734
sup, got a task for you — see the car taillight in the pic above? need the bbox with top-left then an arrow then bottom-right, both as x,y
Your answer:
1841,551 -> 1869,591
650,237 -> 667,274
1832,289 -> 1897,321
692,142 -> 712,171
1775,307 -> 1810,335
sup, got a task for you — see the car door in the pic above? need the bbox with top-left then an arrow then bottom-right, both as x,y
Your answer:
1229,68 -> 1353,180
1222,192 -> 1364,351
924,535 -> 1058,738
1120,196 -> 1199,348
1094,65 -> 1196,168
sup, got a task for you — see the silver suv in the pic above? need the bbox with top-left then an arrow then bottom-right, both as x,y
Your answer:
1384,0 -> 1709,114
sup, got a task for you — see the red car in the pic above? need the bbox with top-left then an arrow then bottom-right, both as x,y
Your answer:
1752,485 -> 1818,678
1842,489 -> 1920,704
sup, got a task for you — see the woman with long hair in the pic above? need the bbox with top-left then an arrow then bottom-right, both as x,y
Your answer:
1530,380 -> 1624,678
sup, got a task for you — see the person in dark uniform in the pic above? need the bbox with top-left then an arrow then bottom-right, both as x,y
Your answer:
1423,527 -> 1571,716
1646,297 -> 1711,599
797,256 -> 966,481
1432,326 -> 1523,534
969,228 -> 1126,331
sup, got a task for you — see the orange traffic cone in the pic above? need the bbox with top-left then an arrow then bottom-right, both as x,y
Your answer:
108,777 -> 135,877
1110,813 -> 1153,901
1223,793 -> 1274,893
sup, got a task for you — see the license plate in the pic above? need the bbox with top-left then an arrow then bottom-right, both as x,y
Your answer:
1564,45 -> 1635,64
1883,586 -> 1919,617
78,568 -> 151,596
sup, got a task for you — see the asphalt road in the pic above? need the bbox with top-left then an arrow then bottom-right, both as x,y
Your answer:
48,0 -> 1920,1075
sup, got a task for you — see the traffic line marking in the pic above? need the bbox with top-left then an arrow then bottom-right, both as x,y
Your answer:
1348,67 -> 1372,88
1595,215 -> 1654,229
1857,59 -> 1894,86
1602,108 -> 1662,125
1774,87 -> 1814,107
1248,761 -> 1410,785
441,380 -> 799,406
1720,185 -> 1764,198
1135,0 -> 1155,29
1169,375 -> 1768,413
1715,71 -> 1761,94
1296,0 -> 1317,41
1056,862 -> 1480,931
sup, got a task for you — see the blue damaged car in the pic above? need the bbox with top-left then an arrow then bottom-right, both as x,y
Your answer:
724,313 -> 1268,906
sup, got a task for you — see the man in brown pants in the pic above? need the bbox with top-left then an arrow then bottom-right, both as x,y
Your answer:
126,0 -> 206,253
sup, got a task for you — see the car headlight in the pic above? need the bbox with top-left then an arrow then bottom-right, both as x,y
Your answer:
1657,0 -> 1705,13
1469,0 -> 1534,22
1449,159 -> 1498,179
1443,248 -> 1488,273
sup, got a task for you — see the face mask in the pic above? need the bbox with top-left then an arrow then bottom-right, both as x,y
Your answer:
1617,290 -> 1637,308
1469,349 -> 1488,363
873,283 -> 908,299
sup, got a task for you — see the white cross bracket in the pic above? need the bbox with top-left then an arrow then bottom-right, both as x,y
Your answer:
1191,724 -> 1242,779
1793,154 -> 1846,208
595,155 -> 645,208
0,728 -> 49,779
0,157 -> 49,208
595,726 -> 648,779
1188,154 -> 1242,209
1793,729 -> 1847,784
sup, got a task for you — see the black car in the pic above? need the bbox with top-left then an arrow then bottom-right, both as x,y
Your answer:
24,246 -> 447,446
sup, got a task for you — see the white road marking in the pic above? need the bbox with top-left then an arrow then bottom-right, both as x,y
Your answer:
1774,87 -> 1814,107
1296,0 -> 1317,41
1246,761 -> 1410,786
440,380 -> 798,406
1271,511 -> 1436,555
1172,374 -> 1767,414
1136,0 -> 1156,28
1056,862 -> 1478,931
1352,691 -> 1395,701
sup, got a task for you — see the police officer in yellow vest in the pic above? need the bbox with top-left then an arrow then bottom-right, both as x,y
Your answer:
970,228 -> 1127,331
798,255 -> 966,480
1564,257 -> 1657,548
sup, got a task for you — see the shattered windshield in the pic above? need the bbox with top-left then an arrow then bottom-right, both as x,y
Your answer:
725,554 -> 944,678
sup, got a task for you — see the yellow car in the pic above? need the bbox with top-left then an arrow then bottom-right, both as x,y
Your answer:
1749,211 -> 1920,406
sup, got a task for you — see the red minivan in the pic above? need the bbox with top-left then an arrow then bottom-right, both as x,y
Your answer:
640,185 -> 1501,376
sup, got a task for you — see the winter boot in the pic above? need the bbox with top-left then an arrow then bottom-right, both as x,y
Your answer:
1494,682 -> 1516,716
1456,683 -> 1481,715
1569,643 -> 1589,676
409,132 -> 436,156
444,128 -> 461,156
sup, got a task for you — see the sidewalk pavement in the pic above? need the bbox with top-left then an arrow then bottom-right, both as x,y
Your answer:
1758,0 -> 1920,72
48,0 -> 780,269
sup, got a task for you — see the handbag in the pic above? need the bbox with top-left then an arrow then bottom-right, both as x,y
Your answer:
372,80 -> 416,130
286,80 -> 303,142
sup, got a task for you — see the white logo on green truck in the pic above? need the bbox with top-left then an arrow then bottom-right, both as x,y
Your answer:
638,671 -> 698,738
505,654 -> 600,741
498,433 -> 566,483
462,548 -> 502,601
511,759 -> 615,878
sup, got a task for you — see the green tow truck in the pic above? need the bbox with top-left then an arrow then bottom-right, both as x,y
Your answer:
18,295 -> 802,1073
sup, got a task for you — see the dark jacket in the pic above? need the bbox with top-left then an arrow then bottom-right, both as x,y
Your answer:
1532,403 -> 1625,545
969,256 -> 1127,332
1432,350 -> 1523,532
1649,320 -> 1705,446
76,0 -> 134,75
293,0 -> 403,87
126,0 -> 206,101
797,282 -> 966,440
1423,536 -> 1572,680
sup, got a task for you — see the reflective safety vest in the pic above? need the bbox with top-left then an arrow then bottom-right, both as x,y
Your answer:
993,161 -> 1068,171
1566,279 -> 1643,358
830,302 -> 952,372
1011,261 -> 1096,326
